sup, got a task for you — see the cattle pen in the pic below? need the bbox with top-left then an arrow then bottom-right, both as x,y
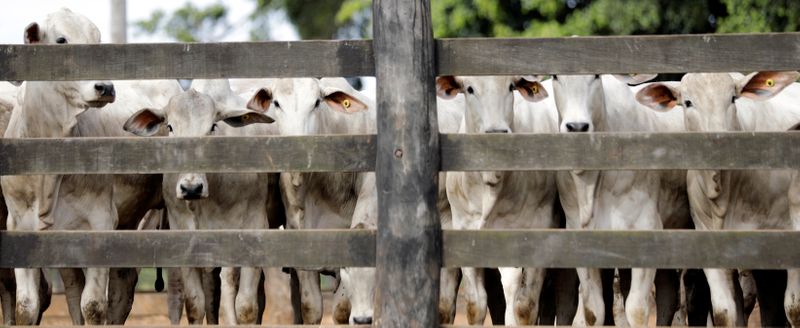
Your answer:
2,0 -> 800,327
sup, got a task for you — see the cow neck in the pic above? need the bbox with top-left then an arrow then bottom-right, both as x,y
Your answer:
18,82 -> 85,138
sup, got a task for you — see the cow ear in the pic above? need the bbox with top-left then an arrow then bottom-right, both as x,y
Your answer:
246,88 -> 273,112
515,77 -> 548,102
217,103 -> 274,127
614,74 -> 658,85
24,22 -> 42,44
636,83 -> 680,112
738,71 -> 799,100
436,76 -> 462,99
324,90 -> 368,113
124,108 -> 165,136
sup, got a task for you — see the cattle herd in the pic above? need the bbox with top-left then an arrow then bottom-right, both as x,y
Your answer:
1,7 -> 800,327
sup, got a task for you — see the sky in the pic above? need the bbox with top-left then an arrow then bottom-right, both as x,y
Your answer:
0,0 -> 299,44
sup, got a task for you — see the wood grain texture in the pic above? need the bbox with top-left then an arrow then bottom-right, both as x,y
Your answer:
3,229 -> 799,269
440,132 -> 800,171
373,0 -> 441,327
443,230 -> 800,269
0,230 -> 374,268
0,135 -> 375,175
437,33 -> 800,75
0,40 -> 374,80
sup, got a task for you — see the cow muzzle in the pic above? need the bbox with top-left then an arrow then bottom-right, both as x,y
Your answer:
176,174 -> 208,200
87,82 -> 116,107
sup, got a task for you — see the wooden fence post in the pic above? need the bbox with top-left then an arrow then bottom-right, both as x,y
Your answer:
373,0 -> 441,327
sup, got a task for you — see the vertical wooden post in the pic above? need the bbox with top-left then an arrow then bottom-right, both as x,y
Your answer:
110,0 -> 127,43
373,0 -> 441,327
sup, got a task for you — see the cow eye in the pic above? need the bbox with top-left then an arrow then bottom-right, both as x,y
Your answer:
56,37 -> 67,44
594,74 -> 601,79
167,124 -> 173,133
273,100 -> 280,108
731,96 -> 737,103
314,99 -> 320,108
684,100 -> 693,108
552,75 -> 558,81
211,123 -> 217,132
466,86 -> 474,94
509,84 -> 515,92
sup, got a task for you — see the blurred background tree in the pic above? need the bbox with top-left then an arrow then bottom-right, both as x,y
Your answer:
134,0 -> 800,41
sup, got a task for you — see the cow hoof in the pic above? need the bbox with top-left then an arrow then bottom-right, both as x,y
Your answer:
81,300 -> 106,325
236,303 -> 258,324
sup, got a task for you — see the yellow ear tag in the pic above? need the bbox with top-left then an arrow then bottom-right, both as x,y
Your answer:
531,84 -> 539,94
766,79 -> 775,87
242,114 -> 250,121
342,99 -> 351,110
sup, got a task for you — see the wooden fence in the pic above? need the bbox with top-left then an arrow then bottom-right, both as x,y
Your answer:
2,0 -> 800,327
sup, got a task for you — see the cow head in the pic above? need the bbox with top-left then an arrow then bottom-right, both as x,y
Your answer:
636,71 -> 799,132
436,75 -> 546,134
550,74 -> 656,133
124,89 -> 272,200
246,78 -> 369,136
23,8 -> 114,116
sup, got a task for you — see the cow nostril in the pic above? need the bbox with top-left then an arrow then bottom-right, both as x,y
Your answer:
485,129 -> 509,134
566,122 -> 590,133
94,83 -> 115,97
353,316 -> 372,324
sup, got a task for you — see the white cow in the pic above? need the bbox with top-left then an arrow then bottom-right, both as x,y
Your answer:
637,71 -> 800,327
245,77 -> 379,324
1,9 -> 118,324
124,86 -> 274,324
435,75 -> 561,326
549,74 -> 692,326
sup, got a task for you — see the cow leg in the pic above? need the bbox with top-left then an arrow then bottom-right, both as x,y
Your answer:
14,268 -> 43,325
499,267 -> 522,325
785,269 -> 800,326
704,268 -> 739,326
180,267 -> 206,324
573,268 -> 604,326
655,269 -> 680,326
461,267 -> 487,325
256,271 -> 266,324
515,268 -> 546,325
438,267 -> 460,324
80,267 -> 109,324
738,269 -> 757,323
752,269 -> 788,327
624,268 -> 655,326
106,267 -> 138,324
219,267 -> 239,325
201,268 -> 221,324
0,268 -> 15,325
235,267 -> 261,324
553,268 -> 578,325
332,272 -> 351,324
167,267 -> 185,324
297,270 -> 323,324
58,268 -> 85,325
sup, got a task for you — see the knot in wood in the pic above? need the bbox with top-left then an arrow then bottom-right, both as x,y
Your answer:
394,148 -> 403,158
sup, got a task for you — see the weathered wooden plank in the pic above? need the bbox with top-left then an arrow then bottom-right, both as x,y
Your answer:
2,230 -> 799,269
0,135 -> 375,175
437,33 -> 800,75
374,0 -> 441,327
0,40 -> 374,80
0,230 -> 374,268
443,230 -> 800,269
440,132 -> 800,171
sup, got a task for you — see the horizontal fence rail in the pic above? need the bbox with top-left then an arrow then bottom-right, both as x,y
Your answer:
2,33 -> 800,80
0,135 -> 375,175
2,132 -> 798,175
441,132 -> 800,171
0,40 -> 374,80
2,230 -> 799,269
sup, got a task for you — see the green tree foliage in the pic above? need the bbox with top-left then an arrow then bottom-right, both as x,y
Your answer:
134,0 -> 800,41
